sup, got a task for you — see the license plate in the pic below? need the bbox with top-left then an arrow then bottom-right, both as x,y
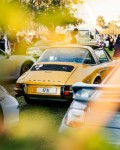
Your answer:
36,87 -> 57,94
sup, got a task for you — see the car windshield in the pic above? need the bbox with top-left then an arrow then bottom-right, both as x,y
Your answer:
38,48 -> 89,64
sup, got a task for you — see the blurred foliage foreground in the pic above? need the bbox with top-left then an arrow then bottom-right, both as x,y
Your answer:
0,118 -> 120,150
0,103 -> 119,150
0,108 -> 58,150
0,1 -> 82,34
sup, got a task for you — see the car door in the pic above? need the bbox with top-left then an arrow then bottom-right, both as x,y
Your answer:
94,49 -> 112,79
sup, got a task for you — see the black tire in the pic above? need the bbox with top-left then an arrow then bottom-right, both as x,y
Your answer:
24,95 -> 33,104
20,61 -> 33,75
93,78 -> 101,84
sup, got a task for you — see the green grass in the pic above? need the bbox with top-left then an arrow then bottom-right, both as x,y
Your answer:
105,48 -> 114,57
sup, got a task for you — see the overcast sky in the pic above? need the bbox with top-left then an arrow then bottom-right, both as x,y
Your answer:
86,0 -> 120,21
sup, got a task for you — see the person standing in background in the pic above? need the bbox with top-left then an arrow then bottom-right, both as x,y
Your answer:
108,36 -> 114,51
114,34 -> 120,57
70,28 -> 79,44
8,30 -> 17,53
14,35 -> 28,55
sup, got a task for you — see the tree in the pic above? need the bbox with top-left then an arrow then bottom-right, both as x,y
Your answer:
96,16 -> 105,27
0,0 -> 84,35
33,6 -> 83,30
24,0 -> 85,8
106,21 -> 120,35
18,0 -> 84,30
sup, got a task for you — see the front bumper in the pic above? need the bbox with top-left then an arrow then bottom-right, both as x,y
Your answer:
14,84 -> 73,101
25,94 -> 69,102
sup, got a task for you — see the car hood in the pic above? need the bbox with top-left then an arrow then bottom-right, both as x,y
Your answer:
22,62 -> 80,85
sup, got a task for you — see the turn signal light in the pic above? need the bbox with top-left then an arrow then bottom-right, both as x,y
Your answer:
67,121 -> 83,128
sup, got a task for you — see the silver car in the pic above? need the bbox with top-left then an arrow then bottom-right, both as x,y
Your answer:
59,62 -> 120,145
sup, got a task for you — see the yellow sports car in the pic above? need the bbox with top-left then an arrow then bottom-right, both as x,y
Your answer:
14,45 -> 117,103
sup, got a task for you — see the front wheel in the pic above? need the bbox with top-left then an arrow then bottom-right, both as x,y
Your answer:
23,95 -> 34,104
20,61 -> 33,75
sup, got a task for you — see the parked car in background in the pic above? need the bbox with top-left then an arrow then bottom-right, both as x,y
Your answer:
0,85 -> 19,126
14,44 -> 117,104
0,49 -> 36,80
26,46 -> 47,59
65,27 -> 98,45
59,62 -> 120,145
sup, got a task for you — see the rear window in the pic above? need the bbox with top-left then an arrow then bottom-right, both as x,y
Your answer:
38,48 -> 90,64
31,64 -> 74,72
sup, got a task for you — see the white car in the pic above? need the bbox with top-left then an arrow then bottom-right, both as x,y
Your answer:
0,85 -> 19,126
0,49 -> 36,80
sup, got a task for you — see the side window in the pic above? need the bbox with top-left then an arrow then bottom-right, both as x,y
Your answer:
83,51 -> 96,65
95,50 -> 109,63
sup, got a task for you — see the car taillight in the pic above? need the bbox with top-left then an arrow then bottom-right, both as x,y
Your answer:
63,86 -> 72,96
65,109 -> 86,128
14,83 -> 25,95
16,83 -> 21,88
16,83 -> 25,89
64,91 -> 70,96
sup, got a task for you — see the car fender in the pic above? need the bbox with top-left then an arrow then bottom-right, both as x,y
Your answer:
9,56 -> 36,78
91,73 -> 101,84
17,57 -> 36,68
